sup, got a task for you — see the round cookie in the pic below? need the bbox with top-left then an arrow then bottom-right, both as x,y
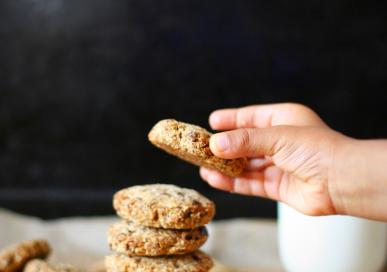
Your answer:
108,221 -> 208,256
113,184 -> 215,229
105,250 -> 213,272
0,240 -> 51,272
24,259 -> 78,272
148,119 -> 247,177
87,260 -> 106,272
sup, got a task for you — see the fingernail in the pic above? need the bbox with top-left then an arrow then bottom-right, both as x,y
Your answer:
212,134 -> 229,153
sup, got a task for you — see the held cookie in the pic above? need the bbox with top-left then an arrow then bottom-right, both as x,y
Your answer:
105,250 -> 213,272
108,221 -> 208,256
23,259 -> 78,272
113,184 -> 215,229
0,240 -> 51,272
148,119 -> 247,177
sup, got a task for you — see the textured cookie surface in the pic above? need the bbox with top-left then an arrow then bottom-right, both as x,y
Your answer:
108,221 -> 208,256
0,240 -> 51,272
23,259 -> 78,272
148,119 -> 247,177
113,184 -> 215,229
105,251 -> 213,272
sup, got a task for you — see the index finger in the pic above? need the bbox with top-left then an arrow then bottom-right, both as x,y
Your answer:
209,103 -> 327,130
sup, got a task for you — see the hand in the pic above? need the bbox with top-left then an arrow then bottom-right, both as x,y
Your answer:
200,103 -> 387,220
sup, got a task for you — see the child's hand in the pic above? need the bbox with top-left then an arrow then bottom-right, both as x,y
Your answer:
200,103 -> 387,221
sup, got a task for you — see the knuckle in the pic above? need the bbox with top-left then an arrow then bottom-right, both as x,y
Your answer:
282,103 -> 322,126
238,129 -> 252,150
288,103 -> 315,115
235,109 -> 246,127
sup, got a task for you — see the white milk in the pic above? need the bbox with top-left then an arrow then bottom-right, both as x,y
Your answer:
278,203 -> 387,272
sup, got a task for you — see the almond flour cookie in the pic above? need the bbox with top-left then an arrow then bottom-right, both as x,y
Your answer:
23,259 -> 78,272
113,184 -> 215,229
0,240 -> 51,272
148,119 -> 247,177
87,260 -> 106,272
108,221 -> 208,256
105,250 -> 213,272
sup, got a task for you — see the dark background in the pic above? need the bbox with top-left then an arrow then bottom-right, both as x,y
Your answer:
0,0 -> 386,219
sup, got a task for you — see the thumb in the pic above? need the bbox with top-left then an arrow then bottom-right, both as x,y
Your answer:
209,126 -> 296,159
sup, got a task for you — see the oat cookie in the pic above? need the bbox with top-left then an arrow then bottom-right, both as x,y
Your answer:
0,240 -> 51,272
23,259 -> 78,272
148,119 -> 247,177
113,184 -> 215,229
105,250 -> 213,272
108,221 -> 208,256
87,260 -> 106,272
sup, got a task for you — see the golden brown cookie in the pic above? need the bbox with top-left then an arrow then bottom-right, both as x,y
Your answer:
148,119 -> 247,177
113,184 -> 215,229
108,221 -> 208,256
23,259 -> 78,272
87,260 -> 106,272
105,251 -> 213,272
0,240 -> 51,272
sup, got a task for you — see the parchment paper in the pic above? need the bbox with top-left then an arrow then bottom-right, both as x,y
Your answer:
0,208 -> 283,271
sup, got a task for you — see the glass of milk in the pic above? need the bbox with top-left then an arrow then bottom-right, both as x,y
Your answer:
278,203 -> 387,272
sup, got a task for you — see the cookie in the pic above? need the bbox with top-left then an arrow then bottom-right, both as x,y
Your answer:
113,184 -> 215,229
108,221 -> 208,256
87,260 -> 106,272
105,251 -> 213,272
0,240 -> 51,272
23,259 -> 78,272
148,119 -> 247,177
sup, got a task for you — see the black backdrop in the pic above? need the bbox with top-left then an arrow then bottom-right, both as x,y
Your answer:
0,0 -> 386,219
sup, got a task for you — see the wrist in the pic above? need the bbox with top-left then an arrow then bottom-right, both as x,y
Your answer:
329,137 -> 364,216
331,137 -> 387,220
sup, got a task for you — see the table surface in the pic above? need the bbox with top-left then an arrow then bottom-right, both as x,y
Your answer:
0,208 -> 282,271
0,208 -> 385,271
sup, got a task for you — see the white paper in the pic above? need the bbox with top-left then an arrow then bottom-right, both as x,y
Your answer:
0,208 -> 283,271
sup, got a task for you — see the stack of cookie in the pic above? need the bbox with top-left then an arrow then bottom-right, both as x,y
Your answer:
105,184 -> 216,272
